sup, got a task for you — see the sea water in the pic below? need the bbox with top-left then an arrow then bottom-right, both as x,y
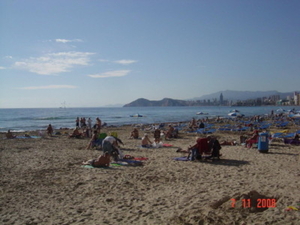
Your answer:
0,106 -> 299,132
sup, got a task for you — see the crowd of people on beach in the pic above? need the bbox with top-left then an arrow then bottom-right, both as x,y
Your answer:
4,109 -> 299,168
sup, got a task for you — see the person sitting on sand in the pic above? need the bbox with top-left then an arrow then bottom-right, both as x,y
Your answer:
164,124 -> 175,140
187,136 -> 212,160
82,152 -> 110,168
189,118 -> 197,130
86,130 -> 98,149
47,124 -> 53,136
199,120 -> 205,129
68,127 -> 82,138
130,128 -> 139,139
154,128 -> 161,143
141,134 -> 152,148
6,130 -> 16,139
102,135 -> 124,161
245,130 -> 259,148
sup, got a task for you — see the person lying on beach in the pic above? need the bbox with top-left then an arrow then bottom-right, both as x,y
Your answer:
68,127 -> 83,138
86,130 -> 98,149
47,124 -> 53,136
141,134 -> 153,148
102,135 -> 124,161
130,128 -> 139,139
82,152 -> 110,167
220,140 -> 237,146
6,130 -> 16,139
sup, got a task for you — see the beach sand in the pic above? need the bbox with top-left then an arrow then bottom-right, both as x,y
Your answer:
1,123 -> 299,225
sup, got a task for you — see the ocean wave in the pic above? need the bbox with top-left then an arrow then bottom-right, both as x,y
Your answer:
34,117 -> 65,120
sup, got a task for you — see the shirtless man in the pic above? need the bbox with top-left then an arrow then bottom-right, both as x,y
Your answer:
82,152 -> 110,167
164,124 -> 175,140
141,134 -> 152,147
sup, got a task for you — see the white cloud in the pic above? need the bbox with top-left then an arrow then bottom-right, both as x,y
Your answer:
0,66 -> 5,70
14,51 -> 95,75
114,59 -> 137,65
5,56 -> 13,59
88,70 -> 131,78
55,39 -> 83,43
98,59 -> 110,62
18,85 -> 77,90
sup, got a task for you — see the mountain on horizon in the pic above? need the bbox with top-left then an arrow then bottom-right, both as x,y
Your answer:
123,98 -> 188,107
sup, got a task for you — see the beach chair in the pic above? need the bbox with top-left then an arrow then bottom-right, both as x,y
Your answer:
276,121 -> 289,128
203,129 -> 216,134
246,136 -> 259,148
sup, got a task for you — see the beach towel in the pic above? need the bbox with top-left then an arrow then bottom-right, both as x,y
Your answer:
15,136 -> 41,139
123,155 -> 148,161
139,145 -> 155,149
174,156 -> 190,161
162,143 -> 173,147
284,139 -> 300,145
115,159 -> 142,165
82,164 -> 120,169
133,157 -> 148,161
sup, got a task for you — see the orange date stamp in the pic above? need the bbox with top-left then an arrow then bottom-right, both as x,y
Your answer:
231,198 -> 277,208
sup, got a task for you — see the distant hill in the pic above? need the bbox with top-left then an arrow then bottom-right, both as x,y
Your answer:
123,98 -> 189,107
192,90 -> 295,101
123,90 -> 298,107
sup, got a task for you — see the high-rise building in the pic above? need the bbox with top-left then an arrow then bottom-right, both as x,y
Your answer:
220,93 -> 224,105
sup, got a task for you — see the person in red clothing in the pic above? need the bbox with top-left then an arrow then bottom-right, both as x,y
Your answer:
187,136 -> 212,160
245,130 -> 259,148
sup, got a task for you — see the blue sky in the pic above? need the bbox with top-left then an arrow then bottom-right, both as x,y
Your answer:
1,0 -> 299,108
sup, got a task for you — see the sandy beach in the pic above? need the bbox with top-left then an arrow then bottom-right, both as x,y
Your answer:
1,122 -> 299,225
